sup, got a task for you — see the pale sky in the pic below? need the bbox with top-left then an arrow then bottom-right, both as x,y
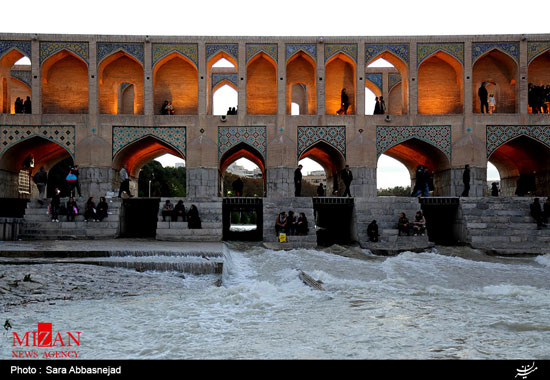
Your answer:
4,0 -> 525,186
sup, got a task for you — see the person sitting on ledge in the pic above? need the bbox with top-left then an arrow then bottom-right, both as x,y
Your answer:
398,212 -> 411,236
161,200 -> 174,222
84,196 -> 98,222
66,197 -> 78,222
173,200 -> 186,222
286,211 -> 297,235
187,204 -> 201,229
413,211 -> 426,236
96,197 -> 108,221
296,212 -> 308,235
275,211 -> 287,236
367,220 -> 379,242
530,198 -> 546,230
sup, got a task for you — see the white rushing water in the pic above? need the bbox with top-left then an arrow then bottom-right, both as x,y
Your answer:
2,244 -> 550,359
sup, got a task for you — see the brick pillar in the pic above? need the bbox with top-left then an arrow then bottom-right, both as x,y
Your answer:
144,40 -> 153,116
409,41 -> 418,115
31,39 -> 40,114
198,42 -> 206,116
317,40 -> 325,115
356,43 -> 365,116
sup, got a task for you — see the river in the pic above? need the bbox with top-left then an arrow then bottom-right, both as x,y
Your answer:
1,244 -> 549,359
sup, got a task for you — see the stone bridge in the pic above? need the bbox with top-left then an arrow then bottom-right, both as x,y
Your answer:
1,33 -> 550,198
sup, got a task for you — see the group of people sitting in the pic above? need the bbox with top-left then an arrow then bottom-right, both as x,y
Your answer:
530,197 -> 550,229
275,211 -> 308,236
14,96 -> 32,114
161,200 -> 201,228
398,211 -> 426,236
226,107 -> 238,115
528,83 -> 550,114
55,196 -> 108,222
160,100 -> 175,115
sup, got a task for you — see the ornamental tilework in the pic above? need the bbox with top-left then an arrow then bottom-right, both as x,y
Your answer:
97,42 -> 144,65
40,42 -> 89,65
324,43 -> 357,63
365,73 -> 382,92
10,70 -> 32,87
112,127 -> 186,158
376,126 -> 451,159
246,44 -> 278,63
527,41 -> 550,63
417,43 -> 464,67
286,44 -> 317,61
297,126 -> 346,158
388,73 -> 401,91
206,44 -> 238,63
152,43 -> 198,68
365,43 -> 409,65
472,42 -> 519,63
486,125 -> 550,158
0,41 -> 31,59
218,126 -> 267,160
212,73 -> 238,89
0,125 -> 75,157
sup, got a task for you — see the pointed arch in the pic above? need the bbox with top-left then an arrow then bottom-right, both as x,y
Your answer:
527,50 -> 550,114
418,51 -> 463,114
219,142 -> 266,197
367,51 -> 409,114
0,135 -> 72,173
325,52 -> 356,115
98,51 -> 144,115
41,49 -> 88,114
246,52 -> 277,114
286,51 -> 316,115
473,49 -> 517,113
299,140 -> 346,195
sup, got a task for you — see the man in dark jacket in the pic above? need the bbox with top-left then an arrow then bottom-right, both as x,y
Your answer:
294,165 -> 303,197
530,198 -> 546,229
461,164 -> 470,197
33,166 -> 48,205
478,83 -> 488,113
341,165 -> 353,197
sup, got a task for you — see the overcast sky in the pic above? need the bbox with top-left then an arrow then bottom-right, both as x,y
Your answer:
4,0 -> 516,186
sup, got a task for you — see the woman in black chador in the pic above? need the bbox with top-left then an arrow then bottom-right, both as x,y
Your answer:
187,204 -> 201,229
96,197 -> 109,221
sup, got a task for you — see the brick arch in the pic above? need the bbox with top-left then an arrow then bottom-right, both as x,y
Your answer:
488,135 -> 550,196
418,51 -> 463,114
0,135 -> 73,173
473,49 -> 517,113
286,51 -> 316,115
98,51 -> 144,115
325,52 -> 356,115
527,50 -> 550,113
41,50 -> 88,114
246,52 -> 277,114
367,51 -> 410,114
153,51 -> 198,115
299,140 -> 346,195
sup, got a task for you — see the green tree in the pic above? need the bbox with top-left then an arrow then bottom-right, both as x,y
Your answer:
377,185 -> 411,196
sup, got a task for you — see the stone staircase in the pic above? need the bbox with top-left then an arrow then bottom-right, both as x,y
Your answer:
18,198 -> 121,240
155,197 -> 223,242
354,197 -> 433,254
262,197 -> 317,249
460,197 -> 550,254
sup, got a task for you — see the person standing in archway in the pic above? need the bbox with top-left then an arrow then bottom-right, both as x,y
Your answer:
341,165 -> 353,197
118,164 -> 133,198
33,166 -> 48,205
294,164 -> 303,196
478,83 -> 489,113
461,164 -> 471,197
337,88 -> 350,115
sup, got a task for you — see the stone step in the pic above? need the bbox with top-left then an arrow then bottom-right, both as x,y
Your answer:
23,221 -> 119,229
156,221 -> 221,229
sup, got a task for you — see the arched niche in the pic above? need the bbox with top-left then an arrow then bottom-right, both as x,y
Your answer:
246,52 -> 277,115
286,51 -> 316,115
367,52 -> 409,114
527,50 -> 550,114
473,49 -> 517,113
488,135 -> 550,196
41,50 -> 88,114
325,53 -> 356,115
98,51 -> 144,115
212,81 -> 238,115
153,51 -> 198,115
381,137 -> 451,195
418,51 -> 463,115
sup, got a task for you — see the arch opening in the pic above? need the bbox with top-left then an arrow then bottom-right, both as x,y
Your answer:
488,135 -> 550,196
246,52 -> 277,115
380,138 -> 451,196
286,51 -> 316,115
213,82 -> 238,116
473,49 -> 517,114
299,141 -> 346,196
219,142 -> 265,198
325,53 -> 356,115
366,52 -> 409,115
376,154 -> 411,195
1,51 -> 32,114
154,52 -> 198,115
527,50 -> 550,114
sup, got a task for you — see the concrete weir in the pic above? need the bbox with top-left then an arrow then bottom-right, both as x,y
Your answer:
0,196 -> 549,273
